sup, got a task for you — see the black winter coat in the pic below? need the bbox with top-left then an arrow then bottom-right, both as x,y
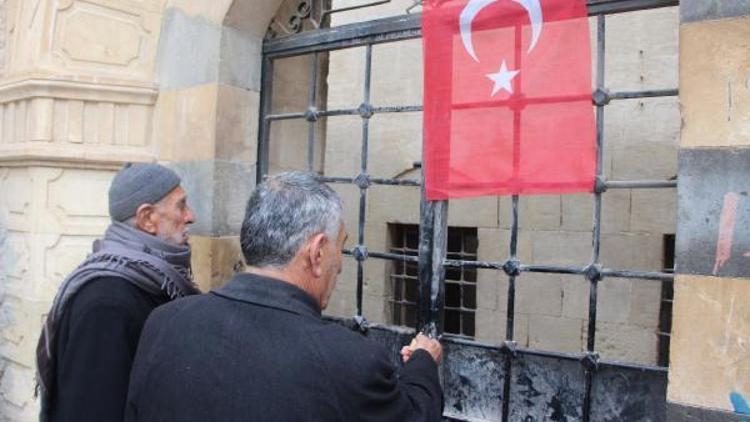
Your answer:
49,276 -> 168,422
125,273 -> 444,422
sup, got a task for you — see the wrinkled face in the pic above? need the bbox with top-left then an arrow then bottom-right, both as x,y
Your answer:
319,223 -> 347,310
153,186 -> 195,245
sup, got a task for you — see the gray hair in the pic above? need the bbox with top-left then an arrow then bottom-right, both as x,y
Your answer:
240,171 -> 343,268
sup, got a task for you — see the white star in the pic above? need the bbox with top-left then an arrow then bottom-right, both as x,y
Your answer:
486,60 -> 520,96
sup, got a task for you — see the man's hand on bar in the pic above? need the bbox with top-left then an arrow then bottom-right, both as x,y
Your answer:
400,333 -> 443,364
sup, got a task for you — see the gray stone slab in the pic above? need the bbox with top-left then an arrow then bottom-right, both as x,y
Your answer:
169,160 -> 256,237
681,1 -> 750,23
219,26 -> 263,91
157,8 -> 221,90
676,148 -> 750,277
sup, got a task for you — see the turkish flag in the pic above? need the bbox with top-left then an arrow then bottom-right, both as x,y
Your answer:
422,0 -> 596,199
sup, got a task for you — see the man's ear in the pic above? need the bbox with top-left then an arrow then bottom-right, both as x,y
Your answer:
133,203 -> 158,235
307,233 -> 327,278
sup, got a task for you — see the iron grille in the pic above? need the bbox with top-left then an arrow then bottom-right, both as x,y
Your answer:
258,0 -> 679,420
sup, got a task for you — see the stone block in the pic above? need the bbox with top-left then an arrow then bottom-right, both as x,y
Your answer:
517,195 -> 561,231
366,184 -> 421,226
370,38 -> 423,107
668,274 -> 750,411
530,231 -> 592,267
595,278 -> 632,324
476,267 -> 509,311
223,0 -> 285,37
215,84 -> 259,163
368,113 -> 422,179
562,275 -> 590,320
323,115 -> 365,176
448,196 -> 499,229
630,188 -> 678,234
628,280 -> 663,329
156,9 -> 221,91
515,274 -> 563,318
527,315 -> 584,354
0,361 -> 36,415
155,83 -> 218,162
363,293 -> 389,325
680,17 -> 750,148
189,236 -> 244,292
600,232 -> 664,271
680,1 -> 750,23
611,143 -> 679,181
676,148 -> 750,278
219,26 -> 263,91
561,193 -> 593,232
326,47 -> 366,110
605,7 -> 679,91
474,307 -> 509,344
601,189 -> 632,234
595,321 -> 657,364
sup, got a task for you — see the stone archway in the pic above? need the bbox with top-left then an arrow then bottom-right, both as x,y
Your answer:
0,1 -> 281,419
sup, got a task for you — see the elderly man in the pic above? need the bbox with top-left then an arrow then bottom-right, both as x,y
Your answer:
125,171 -> 444,421
36,163 -> 201,422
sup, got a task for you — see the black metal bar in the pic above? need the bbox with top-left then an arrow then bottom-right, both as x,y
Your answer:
355,44 -> 373,317
583,14 -> 607,422
610,88 -> 678,100
307,52 -> 319,171
430,201 -> 449,334
263,0 -> 679,57
418,185 -> 436,331
605,180 -> 677,189
256,56 -> 274,181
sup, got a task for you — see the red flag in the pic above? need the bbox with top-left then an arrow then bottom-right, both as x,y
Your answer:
422,0 -> 596,200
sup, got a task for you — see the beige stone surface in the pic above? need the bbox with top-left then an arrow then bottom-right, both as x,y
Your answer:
681,17 -> 750,148
189,235 -> 244,292
668,274 -> 750,411
528,315 -> 584,354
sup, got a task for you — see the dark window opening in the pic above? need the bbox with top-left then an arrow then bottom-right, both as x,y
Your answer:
657,234 -> 675,367
389,224 -> 478,337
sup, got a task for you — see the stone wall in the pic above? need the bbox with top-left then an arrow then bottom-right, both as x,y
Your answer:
0,0 -> 280,419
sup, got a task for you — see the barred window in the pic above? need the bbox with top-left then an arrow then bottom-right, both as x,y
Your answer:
389,224 -> 478,337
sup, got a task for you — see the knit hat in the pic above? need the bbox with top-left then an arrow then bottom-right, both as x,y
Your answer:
108,163 -> 181,222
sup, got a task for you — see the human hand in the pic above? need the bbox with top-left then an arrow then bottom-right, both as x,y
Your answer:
400,333 -> 443,364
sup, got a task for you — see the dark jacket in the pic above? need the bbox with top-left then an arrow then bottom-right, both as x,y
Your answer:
50,276 -> 168,422
125,273 -> 443,421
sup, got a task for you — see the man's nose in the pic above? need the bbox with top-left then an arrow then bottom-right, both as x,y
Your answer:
185,206 -> 196,224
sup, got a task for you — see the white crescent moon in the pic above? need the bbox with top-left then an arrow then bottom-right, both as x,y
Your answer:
460,0 -> 543,62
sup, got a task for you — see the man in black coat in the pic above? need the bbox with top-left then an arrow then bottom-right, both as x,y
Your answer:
36,163 -> 201,422
125,171 -> 444,421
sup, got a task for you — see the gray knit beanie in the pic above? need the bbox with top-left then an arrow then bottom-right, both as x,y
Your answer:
108,163 -> 181,222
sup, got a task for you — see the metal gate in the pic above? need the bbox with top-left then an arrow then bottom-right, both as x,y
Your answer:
258,1 -> 679,420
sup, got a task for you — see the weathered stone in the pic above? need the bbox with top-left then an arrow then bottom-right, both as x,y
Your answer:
595,321 -> 658,364
668,274 -> 750,411
680,1 -> 750,23
189,236 -> 244,292
516,274 -> 563,318
680,17 -> 750,148
527,315 -> 584,354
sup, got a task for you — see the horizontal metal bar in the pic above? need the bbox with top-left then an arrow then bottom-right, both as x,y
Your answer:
320,175 -> 421,186
610,89 -> 678,100
587,0 -> 679,15
265,111 -> 307,121
605,180 -> 677,189
264,0 -> 679,57
442,259 -> 673,281
601,269 -> 674,281
343,249 -> 421,262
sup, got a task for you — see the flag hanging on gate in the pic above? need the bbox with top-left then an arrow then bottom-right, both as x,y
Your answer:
422,0 -> 596,200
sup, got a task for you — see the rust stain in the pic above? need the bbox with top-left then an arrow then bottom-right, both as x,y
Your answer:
714,192 -> 740,275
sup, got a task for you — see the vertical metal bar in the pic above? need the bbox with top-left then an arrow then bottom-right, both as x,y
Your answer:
418,183 -> 436,330
502,194 -> 519,421
502,20 -> 525,421
356,44 -> 373,317
583,14 -> 606,422
430,200 -> 449,334
256,56 -> 275,182
307,52 -> 319,172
